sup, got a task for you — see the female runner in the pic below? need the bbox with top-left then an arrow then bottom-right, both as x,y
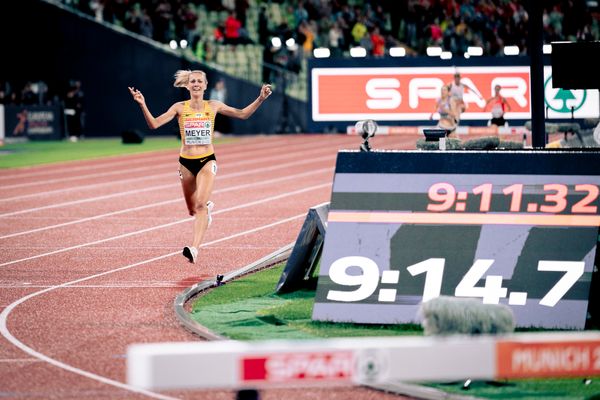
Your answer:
430,85 -> 459,134
129,70 -> 272,263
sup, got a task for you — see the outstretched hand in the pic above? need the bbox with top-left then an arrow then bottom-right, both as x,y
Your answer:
259,84 -> 273,101
128,87 -> 145,105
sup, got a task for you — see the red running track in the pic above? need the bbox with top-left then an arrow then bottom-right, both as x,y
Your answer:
0,134 -> 420,400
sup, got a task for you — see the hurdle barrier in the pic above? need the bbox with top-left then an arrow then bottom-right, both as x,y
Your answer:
127,331 -> 600,391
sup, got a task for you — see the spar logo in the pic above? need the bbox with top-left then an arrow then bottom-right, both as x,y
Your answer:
544,76 -> 587,113
241,351 -> 354,383
312,66 -> 532,121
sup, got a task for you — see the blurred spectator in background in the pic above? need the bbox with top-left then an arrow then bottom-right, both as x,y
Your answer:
447,72 -> 483,122
139,8 -> 154,38
235,0 -> 250,27
214,22 -> 225,43
485,85 -> 511,127
294,1 -> 309,28
298,20 -> 315,57
64,80 -> 85,142
153,0 -> 173,43
209,78 -> 230,134
178,3 -> 199,45
20,82 -> 37,105
370,26 -> 385,57
55,0 -> 600,60
89,0 -> 104,22
351,15 -> 368,46
0,80 -> 14,104
124,3 -> 143,35
224,10 -> 242,44
258,5 -> 269,45
329,20 -> 344,57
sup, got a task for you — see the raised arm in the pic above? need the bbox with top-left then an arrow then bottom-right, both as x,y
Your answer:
463,81 -> 484,100
128,87 -> 178,129
430,100 -> 438,120
211,84 -> 272,120
483,96 -> 493,110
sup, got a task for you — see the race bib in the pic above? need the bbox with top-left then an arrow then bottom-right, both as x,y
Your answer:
492,104 -> 503,118
184,118 -> 212,145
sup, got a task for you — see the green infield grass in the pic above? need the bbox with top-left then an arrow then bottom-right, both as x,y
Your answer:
190,263 -> 422,341
190,263 -> 600,400
0,136 -> 234,168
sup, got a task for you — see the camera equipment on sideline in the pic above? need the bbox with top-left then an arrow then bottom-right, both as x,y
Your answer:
354,119 -> 377,152
419,296 -> 515,335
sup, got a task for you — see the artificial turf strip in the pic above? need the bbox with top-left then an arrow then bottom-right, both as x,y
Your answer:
0,136 -> 235,168
428,378 -> 599,400
190,263 -> 423,340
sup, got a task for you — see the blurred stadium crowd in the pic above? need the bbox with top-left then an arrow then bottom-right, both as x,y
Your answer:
57,0 -> 598,59
0,79 -> 83,107
4,1 -> 598,105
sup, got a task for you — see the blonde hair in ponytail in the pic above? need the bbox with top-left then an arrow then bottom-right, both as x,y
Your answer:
173,70 -> 207,88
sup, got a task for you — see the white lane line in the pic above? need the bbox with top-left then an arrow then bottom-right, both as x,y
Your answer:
2,138 -> 326,190
0,136 -> 296,182
0,212 -> 304,400
0,168 -> 331,239
0,285 -> 190,289
0,139 -> 332,201
0,163 -> 170,191
0,152 -> 332,218
0,358 -> 42,362
0,182 -> 330,268
0,184 -> 175,218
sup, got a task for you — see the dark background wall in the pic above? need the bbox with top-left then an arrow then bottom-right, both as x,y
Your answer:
0,0 -> 306,136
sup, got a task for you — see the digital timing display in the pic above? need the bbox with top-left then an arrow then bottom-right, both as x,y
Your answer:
312,150 -> 600,329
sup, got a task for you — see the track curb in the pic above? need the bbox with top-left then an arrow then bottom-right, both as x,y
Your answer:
173,242 -> 295,340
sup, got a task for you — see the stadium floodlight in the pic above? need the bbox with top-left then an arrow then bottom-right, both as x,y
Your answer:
285,38 -> 296,48
389,47 -> 406,57
271,37 -> 282,49
426,46 -> 443,56
440,51 -> 452,60
503,45 -> 520,56
350,47 -> 367,57
313,47 -> 331,58
467,46 -> 483,56
179,39 -> 188,49
169,40 -> 178,50
543,44 -> 552,54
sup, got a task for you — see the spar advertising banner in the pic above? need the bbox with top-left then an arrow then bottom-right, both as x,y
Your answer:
308,58 -> 600,131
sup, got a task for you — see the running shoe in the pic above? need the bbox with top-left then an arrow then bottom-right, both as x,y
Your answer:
182,246 -> 198,263
207,201 -> 215,227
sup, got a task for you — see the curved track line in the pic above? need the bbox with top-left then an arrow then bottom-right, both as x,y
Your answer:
0,183 -> 330,267
0,213 -> 304,399
0,168 -> 331,239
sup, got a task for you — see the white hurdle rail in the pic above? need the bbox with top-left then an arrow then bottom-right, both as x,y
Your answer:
127,331 -> 600,391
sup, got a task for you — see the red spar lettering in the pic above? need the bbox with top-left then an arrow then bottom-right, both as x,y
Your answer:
265,353 -> 353,381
